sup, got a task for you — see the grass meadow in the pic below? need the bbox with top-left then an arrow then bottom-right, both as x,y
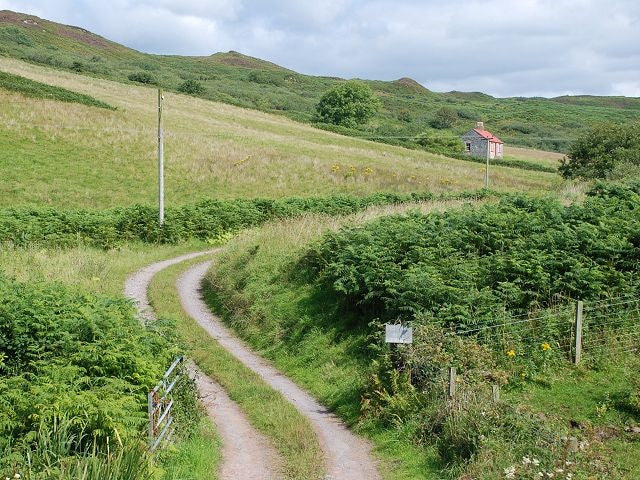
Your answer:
0,58 -> 560,209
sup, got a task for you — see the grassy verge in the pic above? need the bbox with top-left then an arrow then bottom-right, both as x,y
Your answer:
147,254 -> 325,480
158,418 -> 221,480
202,200 -> 483,479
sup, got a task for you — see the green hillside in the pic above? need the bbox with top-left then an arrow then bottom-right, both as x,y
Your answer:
1,9 -> 639,153
0,57 -> 558,209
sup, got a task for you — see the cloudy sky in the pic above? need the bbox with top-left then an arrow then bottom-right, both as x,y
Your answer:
1,0 -> 639,97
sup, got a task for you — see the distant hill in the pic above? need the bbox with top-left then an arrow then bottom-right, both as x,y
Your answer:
1,9 -> 639,152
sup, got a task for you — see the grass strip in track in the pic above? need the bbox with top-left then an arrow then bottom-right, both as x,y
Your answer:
148,254 -> 325,480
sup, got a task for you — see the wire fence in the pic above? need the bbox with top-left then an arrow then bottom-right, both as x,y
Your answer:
450,295 -> 640,364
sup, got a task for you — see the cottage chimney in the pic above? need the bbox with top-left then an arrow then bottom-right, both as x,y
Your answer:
476,121 -> 484,130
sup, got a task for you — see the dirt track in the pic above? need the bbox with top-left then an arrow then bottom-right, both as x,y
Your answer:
178,259 -> 380,480
125,251 -> 280,480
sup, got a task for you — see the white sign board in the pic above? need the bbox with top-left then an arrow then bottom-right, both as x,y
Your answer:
385,324 -> 413,344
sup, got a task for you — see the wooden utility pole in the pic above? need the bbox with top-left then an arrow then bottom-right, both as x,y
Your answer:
157,89 -> 164,225
448,367 -> 457,399
574,300 -> 584,364
485,137 -> 490,189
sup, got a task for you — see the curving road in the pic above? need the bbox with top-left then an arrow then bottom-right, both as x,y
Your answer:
125,250 -> 280,480
178,259 -> 380,480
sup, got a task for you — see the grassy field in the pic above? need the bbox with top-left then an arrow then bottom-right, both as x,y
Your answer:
1,9 -> 639,154
503,145 -> 565,169
0,57 -> 560,209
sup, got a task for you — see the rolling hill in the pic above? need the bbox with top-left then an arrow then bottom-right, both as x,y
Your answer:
1,9 -> 639,153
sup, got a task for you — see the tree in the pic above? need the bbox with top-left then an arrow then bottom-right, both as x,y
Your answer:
178,79 -> 205,96
430,107 -> 458,129
559,122 -> 640,179
316,81 -> 380,128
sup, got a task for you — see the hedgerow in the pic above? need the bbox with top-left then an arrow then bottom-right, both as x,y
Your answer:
0,190 -> 490,248
0,70 -> 115,110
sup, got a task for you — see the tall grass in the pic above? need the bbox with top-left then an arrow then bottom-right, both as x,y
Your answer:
2,416 -> 153,480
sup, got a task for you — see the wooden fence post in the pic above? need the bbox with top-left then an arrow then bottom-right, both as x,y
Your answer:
448,367 -> 456,399
574,300 -> 583,364
492,384 -> 500,402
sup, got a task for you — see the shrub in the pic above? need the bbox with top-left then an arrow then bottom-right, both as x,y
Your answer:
177,79 -> 206,96
0,273 -> 180,452
128,71 -> 158,85
416,129 -> 462,156
305,182 -> 640,331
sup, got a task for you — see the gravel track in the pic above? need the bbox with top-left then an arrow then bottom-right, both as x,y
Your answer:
125,250 -> 281,480
178,259 -> 380,480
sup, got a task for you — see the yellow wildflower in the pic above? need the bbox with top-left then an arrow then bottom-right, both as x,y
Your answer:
541,342 -> 551,351
507,349 -> 516,357
331,164 -> 340,173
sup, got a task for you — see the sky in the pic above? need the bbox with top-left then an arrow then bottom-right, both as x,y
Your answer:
1,0 -> 639,98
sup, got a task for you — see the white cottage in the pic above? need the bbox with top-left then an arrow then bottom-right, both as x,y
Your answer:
461,122 -> 504,159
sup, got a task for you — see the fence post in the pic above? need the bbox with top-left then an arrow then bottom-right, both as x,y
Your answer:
448,367 -> 456,399
574,300 -> 583,364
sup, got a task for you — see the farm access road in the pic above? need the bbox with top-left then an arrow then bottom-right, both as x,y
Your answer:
126,250 -> 380,480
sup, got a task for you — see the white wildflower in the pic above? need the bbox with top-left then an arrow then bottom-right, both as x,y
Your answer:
532,458 -> 541,466
522,456 -> 532,465
504,465 -> 516,479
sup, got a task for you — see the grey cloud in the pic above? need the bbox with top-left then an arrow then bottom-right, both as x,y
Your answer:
0,0 -> 639,97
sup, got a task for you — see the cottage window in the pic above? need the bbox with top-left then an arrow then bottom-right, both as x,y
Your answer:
465,142 -> 471,152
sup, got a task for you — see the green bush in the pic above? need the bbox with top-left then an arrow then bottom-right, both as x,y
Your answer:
315,80 -> 380,128
559,122 -> 640,179
128,71 -> 158,85
0,274 -> 176,448
416,129 -> 462,156
177,79 -> 205,96
430,107 -> 458,129
305,181 -> 640,332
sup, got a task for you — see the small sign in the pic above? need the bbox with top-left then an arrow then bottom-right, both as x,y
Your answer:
385,324 -> 413,344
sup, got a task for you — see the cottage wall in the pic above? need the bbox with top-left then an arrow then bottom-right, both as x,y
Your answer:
461,132 -> 488,158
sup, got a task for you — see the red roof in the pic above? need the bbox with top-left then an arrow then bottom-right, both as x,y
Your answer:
473,128 -> 503,144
